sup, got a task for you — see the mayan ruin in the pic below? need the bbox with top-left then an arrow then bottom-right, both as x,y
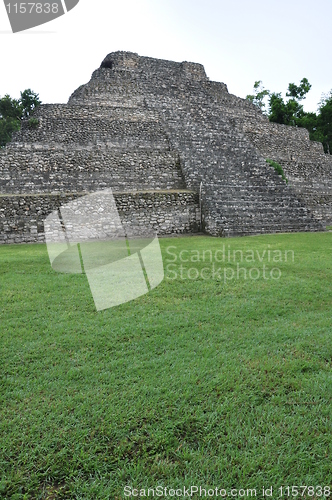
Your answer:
1,51 -> 331,243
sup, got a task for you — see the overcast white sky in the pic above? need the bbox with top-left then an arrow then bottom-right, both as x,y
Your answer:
0,0 -> 331,112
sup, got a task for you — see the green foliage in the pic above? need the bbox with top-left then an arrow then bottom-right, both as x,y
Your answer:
248,78 -> 332,154
296,93 -> 332,154
0,233 -> 331,497
0,94 -> 22,120
317,92 -> 332,154
246,80 -> 270,112
268,92 -> 287,123
28,117 -> 39,129
20,88 -> 41,118
266,158 -> 288,183
286,78 -> 312,100
0,89 -> 41,147
269,92 -> 306,126
246,78 -> 311,125
0,117 -> 21,147
269,78 -> 311,126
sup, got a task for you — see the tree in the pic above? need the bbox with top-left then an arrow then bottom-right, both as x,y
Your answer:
0,95 -> 22,147
269,78 -> 311,126
269,91 -> 306,126
317,91 -> 332,154
247,78 -> 331,155
268,92 -> 287,124
0,94 -> 22,120
286,78 -> 312,100
20,89 -> 41,117
246,80 -> 270,113
297,111 -> 320,142
0,89 -> 41,147
287,90 -> 332,154
0,117 -> 21,147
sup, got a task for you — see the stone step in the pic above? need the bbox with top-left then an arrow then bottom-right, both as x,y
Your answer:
0,149 -> 185,193
14,115 -> 170,148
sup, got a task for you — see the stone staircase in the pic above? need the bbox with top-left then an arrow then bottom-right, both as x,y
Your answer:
207,82 -> 332,225
128,62 -> 322,235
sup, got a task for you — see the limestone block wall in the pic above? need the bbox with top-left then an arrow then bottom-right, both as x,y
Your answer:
0,145 -> 184,193
69,67 -> 144,107
97,53 -> 321,235
13,105 -> 170,149
0,193 -> 78,244
243,121 -> 332,224
0,191 -> 199,244
0,50 -> 330,244
116,191 -> 200,235
208,84 -> 332,224
70,53 -> 319,235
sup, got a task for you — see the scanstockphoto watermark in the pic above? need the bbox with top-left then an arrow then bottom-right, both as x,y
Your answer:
165,245 -> 295,283
124,485 -> 331,498
124,485 -> 261,497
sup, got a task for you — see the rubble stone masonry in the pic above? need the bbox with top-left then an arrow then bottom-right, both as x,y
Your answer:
1,51 -> 331,243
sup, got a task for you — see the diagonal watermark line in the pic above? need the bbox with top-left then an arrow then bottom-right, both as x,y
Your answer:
138,251 -> 151,292
44,188 -> 164,311
59,0 -> 67,13
57,207 -> 70,249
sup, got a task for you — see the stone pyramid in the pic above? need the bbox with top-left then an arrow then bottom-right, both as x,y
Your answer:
1,51 -> 331,243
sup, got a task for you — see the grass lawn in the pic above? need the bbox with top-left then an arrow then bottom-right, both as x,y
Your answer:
0,232 -> 331,499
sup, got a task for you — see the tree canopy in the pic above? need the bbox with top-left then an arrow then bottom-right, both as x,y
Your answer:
0,89 -> 41,147
246,80 -> 270,112
246,79 -> 332,154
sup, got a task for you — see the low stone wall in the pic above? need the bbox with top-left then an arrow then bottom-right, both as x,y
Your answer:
0,147 -> 185,193
116,191 -> 200,235
13,105 -> 169,148
0,190 -> 200,244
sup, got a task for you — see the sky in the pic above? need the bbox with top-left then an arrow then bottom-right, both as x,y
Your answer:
0,0 -> 331,113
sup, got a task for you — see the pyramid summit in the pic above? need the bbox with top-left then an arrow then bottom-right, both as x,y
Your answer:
1,51 -> 331,243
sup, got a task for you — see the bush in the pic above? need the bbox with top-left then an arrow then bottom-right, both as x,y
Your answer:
266,158 -> 288,183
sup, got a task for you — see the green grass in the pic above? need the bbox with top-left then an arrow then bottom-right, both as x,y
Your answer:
0,232 -> 332,499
